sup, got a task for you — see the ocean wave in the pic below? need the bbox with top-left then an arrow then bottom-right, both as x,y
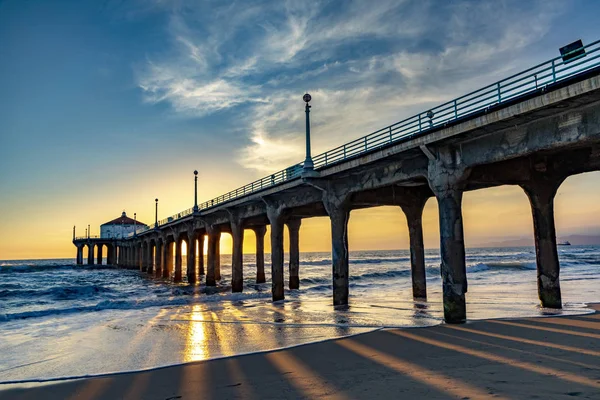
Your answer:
0,289 -> 273,322
467,262 -> 536,272
0,284 -> 116,300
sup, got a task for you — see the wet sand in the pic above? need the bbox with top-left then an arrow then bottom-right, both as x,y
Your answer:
1,304 -> 599,399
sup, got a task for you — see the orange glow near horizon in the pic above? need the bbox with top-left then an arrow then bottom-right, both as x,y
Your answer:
1,172 -> 598,260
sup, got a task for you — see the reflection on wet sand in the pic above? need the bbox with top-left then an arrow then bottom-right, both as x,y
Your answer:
183,305 -> 208,362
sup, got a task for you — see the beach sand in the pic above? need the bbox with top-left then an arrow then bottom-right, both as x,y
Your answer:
2,304 -> 599,399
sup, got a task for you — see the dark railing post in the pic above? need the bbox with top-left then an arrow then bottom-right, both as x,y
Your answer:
552,59 -> 556,83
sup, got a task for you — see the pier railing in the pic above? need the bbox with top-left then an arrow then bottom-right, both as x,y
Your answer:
130,40 -> 600,237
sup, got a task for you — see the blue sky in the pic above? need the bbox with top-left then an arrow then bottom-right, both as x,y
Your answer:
1,0 -> 599,258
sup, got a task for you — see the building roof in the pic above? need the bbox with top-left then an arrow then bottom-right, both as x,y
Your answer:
101,211 -> 148,227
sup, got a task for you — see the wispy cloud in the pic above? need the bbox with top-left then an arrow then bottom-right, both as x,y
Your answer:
134,0 -> 568,172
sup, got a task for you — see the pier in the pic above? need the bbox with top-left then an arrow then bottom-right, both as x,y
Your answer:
74,41 -> 600,323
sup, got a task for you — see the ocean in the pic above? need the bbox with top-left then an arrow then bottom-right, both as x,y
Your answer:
1,246 -> 599,386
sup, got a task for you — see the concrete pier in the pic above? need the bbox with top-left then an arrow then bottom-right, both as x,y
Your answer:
254,226 -> 267,284
187,232 -> 197,284
206,225 -> 220,286
323,192 -> 351,307
174,237 -> 183,282
286,219 -> 301,290
521,175 -> 564,309
428,153 -> 470,324
155,241 -> 163,277
230,214 -> 245,293
73,67 -> 600,324
397,187 -> 431,300
266,203 -> 285,301
198,233 -> 205,276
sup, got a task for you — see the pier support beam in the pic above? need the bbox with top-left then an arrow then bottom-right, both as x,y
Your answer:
96,244 -> 103,265
254,226 -> 267,284
174,239 -> 183,282
428,151 -> 470,324
286,219 -> 301,290
206,226 -> 220,286
198,233 -> 205,276
187,233 -> 197,284
215,235 -> 221,281
146,243 -> 152,274
396,187 -> 431,300
521,174 -> 564,309
266,203 -> 286,301
323,192 -> 351,306
163,241 -> 172,278
76,245 -> 83,265
87,244 -> 94,265
155,241 -> 163,277
230,214 -> 245,293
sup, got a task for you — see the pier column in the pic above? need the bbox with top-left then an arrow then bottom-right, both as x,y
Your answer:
286,219 -> 301,290
96,244 -> 103,265
267,203 -> 286,301
206,226 -> 220,286
140,243 -> 146,272
106,244 -> 113,265
428,152 -> 470,324
163,241 -> 172,278
521,176 -> 564,309
147,243 -> 154,274
230,216 -> 245,293
155,241 -> 163,277
87,244 -> 94,265
215,234 -> 221,281
198,233 -> 205,276
253,226 -> 267,284
174,238 -> 183,282
76,245 -> 83,265
396,187 -> 432,299
187,232 -> 197,284
323,192 -> 351,306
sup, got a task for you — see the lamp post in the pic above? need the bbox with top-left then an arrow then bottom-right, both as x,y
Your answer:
134,213 -> 137,236
88,224 -> 90,239
193,170 -> 199,213
155,198 -> 159,229
302,93 -> 319,178
73,225 -> 75,241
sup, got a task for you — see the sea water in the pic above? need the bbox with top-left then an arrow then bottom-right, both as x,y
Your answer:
0,246 -> 598,385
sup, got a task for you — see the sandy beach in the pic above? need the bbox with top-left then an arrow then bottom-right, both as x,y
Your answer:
1,304 -> 598,399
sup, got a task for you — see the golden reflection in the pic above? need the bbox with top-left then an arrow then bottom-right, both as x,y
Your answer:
490,320 -> 600,339
390,330 -> 600,389
444,324 -> 600,357
337,339 -> 499,399
184,304 -> 209,362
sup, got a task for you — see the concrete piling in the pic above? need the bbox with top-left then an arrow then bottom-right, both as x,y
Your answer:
286,219 -> 301,290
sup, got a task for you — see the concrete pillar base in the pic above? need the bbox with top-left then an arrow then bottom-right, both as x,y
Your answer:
267,204 -> 286,301
521,173 -> 564,309
254,226 -> 267,284
323,191 -> 350,307
206,226 -> 220,287
428,153 -> 470,324
230,216 -> 245,293
287,219 -> 301,290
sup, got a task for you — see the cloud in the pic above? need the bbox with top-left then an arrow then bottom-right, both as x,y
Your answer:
133,0 -> 568,172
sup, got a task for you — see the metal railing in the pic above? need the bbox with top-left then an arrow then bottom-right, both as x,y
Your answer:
74,235 -> 100,240
129,40 -> 600,238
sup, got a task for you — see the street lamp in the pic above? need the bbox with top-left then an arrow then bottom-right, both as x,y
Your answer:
134,213 -> 137,236
88,224 -> 90,239
193,170 -> 199,213
301,93 -> 318,177
155,198 -> 159,229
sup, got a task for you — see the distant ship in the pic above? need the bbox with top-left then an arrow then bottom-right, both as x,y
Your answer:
557,240 -> 571,246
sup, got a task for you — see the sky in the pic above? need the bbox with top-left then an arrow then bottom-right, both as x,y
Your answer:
1,0 -> 599,259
